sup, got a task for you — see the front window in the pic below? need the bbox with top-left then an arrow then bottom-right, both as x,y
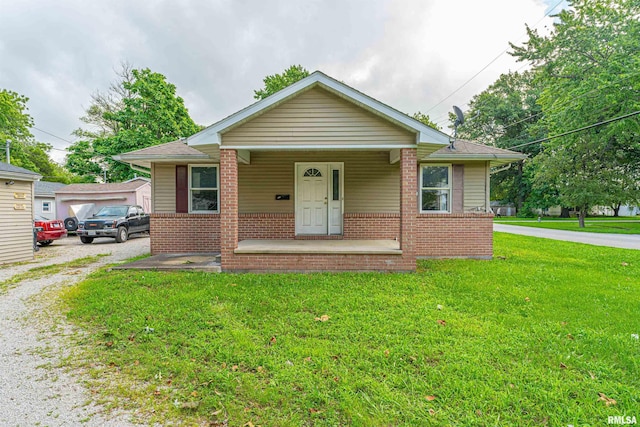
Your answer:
421,165 -> 451,213
42,201 -> 51,212
189,165 -> 219,213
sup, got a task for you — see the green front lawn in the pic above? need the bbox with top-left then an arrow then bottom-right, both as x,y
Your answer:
62,234 -> 640,426
495,218 -> 640,234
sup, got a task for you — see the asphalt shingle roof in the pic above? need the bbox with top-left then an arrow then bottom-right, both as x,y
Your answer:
119,140 -> 207,157
430,139 -> 526,157
0,161 -> 41,176
34,181 -> 67,196
55,177 -> 150,193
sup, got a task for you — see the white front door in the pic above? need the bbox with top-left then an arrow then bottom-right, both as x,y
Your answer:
296,164 -> 328,234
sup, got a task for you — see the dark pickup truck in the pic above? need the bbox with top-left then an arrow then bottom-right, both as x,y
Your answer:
77,205 -> 150,244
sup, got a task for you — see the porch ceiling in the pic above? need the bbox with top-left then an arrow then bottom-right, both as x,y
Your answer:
234,239 -> 402,255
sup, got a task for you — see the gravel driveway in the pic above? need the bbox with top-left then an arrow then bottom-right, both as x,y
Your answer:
0,235 -> 150,426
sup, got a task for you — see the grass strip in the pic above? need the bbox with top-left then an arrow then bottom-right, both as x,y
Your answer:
0,254 -> 108,293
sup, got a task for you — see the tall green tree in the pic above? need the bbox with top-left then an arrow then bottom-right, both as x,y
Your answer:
67,66 -> 201,182
511,0 -> 640,225
1,89 -> 76,182
254,65 -> 310,100
457,71 -> 545,212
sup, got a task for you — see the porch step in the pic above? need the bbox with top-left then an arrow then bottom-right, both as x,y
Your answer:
234,239 -> 402,255
113,253 -> 221,272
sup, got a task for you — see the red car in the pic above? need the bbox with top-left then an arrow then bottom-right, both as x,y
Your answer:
34,215 -> 67,246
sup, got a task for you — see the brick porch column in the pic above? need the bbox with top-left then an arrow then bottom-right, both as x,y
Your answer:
220,149 -> 238,270
400,148 -> 417,270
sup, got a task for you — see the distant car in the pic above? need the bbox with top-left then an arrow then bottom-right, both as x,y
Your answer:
76,205 -> 150,244
34,215 -> 68,246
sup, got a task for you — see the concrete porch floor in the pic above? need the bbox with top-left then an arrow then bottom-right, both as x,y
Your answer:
234,239 -> 402,255
113,253 -> 221,272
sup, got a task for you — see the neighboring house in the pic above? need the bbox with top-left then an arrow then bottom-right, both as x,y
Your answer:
0,162 -> 42,264
54,177 -> 151,228
34,181 -> 67,220
115,71 -> 525,272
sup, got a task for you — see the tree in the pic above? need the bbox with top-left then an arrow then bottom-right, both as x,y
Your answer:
456,71 -> 545,213
1,90 -> 33,145
412,112 -> 441,131
254,65 -> 310,100
67,66 -> 201,182
511,0 -> 640,225
1,89 -> 77,182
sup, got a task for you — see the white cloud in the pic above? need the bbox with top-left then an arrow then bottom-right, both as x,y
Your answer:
0,0 -> 555,163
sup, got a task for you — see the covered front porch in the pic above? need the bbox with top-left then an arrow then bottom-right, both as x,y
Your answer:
220,148 -> 418,272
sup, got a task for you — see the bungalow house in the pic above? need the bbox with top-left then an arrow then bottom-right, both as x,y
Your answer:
0,162 -> 42,264
115,71 -> 524,272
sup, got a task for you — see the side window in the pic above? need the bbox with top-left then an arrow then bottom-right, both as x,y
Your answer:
420,165 -> 452,213
128,207 -> 137,217
189,165 -> 219,213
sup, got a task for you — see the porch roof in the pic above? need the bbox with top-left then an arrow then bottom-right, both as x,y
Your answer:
113,140 -> 211,169
421,139 -> 527,167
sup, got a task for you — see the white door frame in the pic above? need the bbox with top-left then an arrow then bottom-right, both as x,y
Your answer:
294,162 -> 343,235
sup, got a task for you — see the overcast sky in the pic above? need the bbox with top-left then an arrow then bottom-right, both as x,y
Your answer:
0,0 -> 564,163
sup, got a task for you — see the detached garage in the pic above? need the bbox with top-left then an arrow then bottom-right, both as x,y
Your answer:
0,162 -> 42,265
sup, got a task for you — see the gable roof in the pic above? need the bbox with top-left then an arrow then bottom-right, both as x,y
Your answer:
423,139 -> 527,166
34,181 -> 67,197
0,161 -> 42,181
186,70 -> 451,148
55,177 -> 150,194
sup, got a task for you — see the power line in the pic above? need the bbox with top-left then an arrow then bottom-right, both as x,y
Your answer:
424,0 -> 564,114
31,126 -> 72,151
509,109 -> 640,150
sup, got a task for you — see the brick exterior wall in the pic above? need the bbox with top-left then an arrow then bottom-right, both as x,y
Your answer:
239,213 -> 295,240
343,213 -> 400,239
149,212 -> 493,260
237,212 -> 400,240
220,150 -> 239,270
398,149 -> 418,270
150,213 -> 220,254
415,213 -> 494,258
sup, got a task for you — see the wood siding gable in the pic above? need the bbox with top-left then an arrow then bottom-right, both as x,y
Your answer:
222,87 -> 414,147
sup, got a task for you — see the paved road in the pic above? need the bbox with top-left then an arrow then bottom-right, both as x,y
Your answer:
0,235 -> 149,426
494,224 -> 640,250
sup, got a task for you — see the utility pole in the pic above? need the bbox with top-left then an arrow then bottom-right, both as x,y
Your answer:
5,140 -> 9,164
